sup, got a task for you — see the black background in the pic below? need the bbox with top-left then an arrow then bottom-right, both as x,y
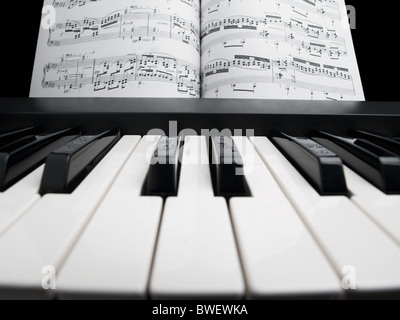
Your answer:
0,1 -> 395,101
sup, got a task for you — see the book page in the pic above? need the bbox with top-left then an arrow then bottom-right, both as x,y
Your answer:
201,0 -> 364,100
30,0 -> 200,98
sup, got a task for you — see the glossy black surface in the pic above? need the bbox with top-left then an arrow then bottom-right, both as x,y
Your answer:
1,99 -> 400,138
0,127 -> 38,148
272,131 -> 348,195
0,127 -> 80,191
39,128 -> 121,194
210,136 -> 248,197
145,136 -> 182,197
312,130 -> 400,194
350,130 -> 400,156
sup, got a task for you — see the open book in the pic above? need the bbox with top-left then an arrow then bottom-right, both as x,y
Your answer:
30,0 -> 364,100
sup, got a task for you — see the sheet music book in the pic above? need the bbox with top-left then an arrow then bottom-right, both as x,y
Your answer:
30,0 -> 364,101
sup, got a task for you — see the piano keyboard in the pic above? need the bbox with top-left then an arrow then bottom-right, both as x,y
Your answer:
1,119 -> 400,299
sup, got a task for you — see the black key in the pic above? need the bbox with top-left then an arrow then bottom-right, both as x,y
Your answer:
349,130 -> 400,156
272,131 -> 347,195
39,128 -> 121,195
210,136 -> 248,197
0,128 -> 80,191
145,136 -> 182,196
0,126 -> 38,148
312,130 -> 400,194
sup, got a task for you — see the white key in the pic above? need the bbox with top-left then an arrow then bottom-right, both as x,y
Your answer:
57,136 -> 163,299
150,136 -> 244,299
0,166 -> 43,237
0,136 -> 140,297
344,166 -> 400,246
252,137 -> 400,292
230,137 -> 340,298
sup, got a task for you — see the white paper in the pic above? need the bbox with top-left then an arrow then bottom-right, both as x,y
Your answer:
201,0 -> 364,100
31,0 -> 364,101
30,0 -> 201,98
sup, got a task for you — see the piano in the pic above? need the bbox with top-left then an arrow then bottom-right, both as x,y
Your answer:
0,97 -> 400,300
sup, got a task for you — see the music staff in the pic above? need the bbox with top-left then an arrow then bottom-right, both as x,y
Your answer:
53,0 -> 200,13
48,7 -> 200,52
202,0 -> 340,20
203,74 -> 354,98
41,53 -> 200,97
200,14 -> 345,60
202,54 -> 354,97
204,55 -> 351,79
52,0 -> 101,9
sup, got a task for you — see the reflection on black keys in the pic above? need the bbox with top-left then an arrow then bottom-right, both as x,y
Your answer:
0,128 -> 80,191
272,131 -> 347,195
312,130 -> 400,194
40,128 -> 121,195
145,136 -> 182,196
210,136 -> 248,197
0,126 -> 38,148
349,130 -> 400,156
